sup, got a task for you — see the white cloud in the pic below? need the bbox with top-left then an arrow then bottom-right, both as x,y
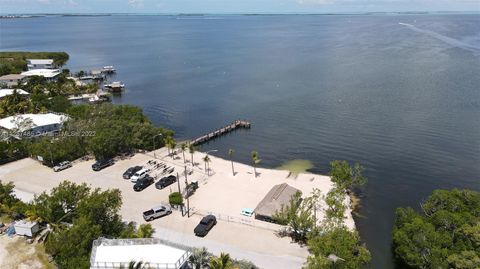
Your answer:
128,0 -> 144,8
38,0 -> 50,4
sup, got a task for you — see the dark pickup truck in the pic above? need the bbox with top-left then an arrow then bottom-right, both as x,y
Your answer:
133,175 -> 155,192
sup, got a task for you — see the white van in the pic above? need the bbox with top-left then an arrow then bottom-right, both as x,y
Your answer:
130,168 -> 149,183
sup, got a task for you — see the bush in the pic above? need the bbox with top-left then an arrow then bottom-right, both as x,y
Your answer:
169,192 -> 183,205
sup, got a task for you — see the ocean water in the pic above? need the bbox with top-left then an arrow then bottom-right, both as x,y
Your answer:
1,14 -> 479,268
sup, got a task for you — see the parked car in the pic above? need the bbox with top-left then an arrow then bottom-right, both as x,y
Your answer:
123,166 -> 143,179
130,168 -> 149,183
185,180 -> 199,198
53,161 -> 72,172
194,215 -> 217,237
92,159 -> 114,171
143,205 -> 172,221
155,175 -> 177,189
133,175 -> 155,192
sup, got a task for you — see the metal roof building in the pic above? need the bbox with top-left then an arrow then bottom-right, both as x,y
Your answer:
0,89 -> 29,99
0,74 -> 26,87
254,183 -> 301,222
0,113 -> 68,139
21,69 -> 61,79
90,238 -> 191,269
27,59 -> 54,70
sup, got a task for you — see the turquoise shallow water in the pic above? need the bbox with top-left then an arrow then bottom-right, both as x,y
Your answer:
1,14 -> 479,268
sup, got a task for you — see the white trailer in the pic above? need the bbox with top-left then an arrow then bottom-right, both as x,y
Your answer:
14,220 -> 40,237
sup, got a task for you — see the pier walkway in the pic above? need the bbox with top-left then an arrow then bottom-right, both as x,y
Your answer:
191,120 -> 251,145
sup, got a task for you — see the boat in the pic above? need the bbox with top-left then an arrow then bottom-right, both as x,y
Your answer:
102,66 -> 116,73
104,81 -> 125,92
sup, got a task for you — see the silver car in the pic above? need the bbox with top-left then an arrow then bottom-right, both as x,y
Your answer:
53,161 -> 72,172
143,205 -> 172,221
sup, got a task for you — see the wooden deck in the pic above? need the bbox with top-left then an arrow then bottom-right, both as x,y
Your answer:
191,120 -> 251,145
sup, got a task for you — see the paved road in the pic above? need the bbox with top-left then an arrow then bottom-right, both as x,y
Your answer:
153,226 -> 306,269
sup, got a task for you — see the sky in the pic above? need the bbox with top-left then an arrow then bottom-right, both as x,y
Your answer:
0,0 -> 479,14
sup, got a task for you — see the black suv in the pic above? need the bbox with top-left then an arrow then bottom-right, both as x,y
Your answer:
123,166 -> 143,179
155,175 -> 177,189
194,215 -> 217,237
92,159 -> 114,171
133,175 -> 155,192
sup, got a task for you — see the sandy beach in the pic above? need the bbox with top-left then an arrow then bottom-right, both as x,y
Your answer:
0,147 -> 355,268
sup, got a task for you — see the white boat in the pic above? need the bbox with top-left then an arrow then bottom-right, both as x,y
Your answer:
104,81 -> 125,92
102,66 -> 116,73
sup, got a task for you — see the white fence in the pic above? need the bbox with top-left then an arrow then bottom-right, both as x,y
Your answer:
190,208 -> 284,231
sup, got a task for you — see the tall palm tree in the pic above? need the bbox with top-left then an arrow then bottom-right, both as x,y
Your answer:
209,253 -> 233,269
180,143 -> 187,163
251,151 -> 261,178
188,247 -> 211,269
203,155 -> 211,175
189,143 -> 196,166
164,137 -> 172,155
170,139 -> 177,158
228,149 -> 235,176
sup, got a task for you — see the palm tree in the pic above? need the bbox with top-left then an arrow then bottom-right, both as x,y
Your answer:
164,137 -> 172,155
251,151 -> 261,178
188,247 -> 211,269
180,143 -> 187,163
170,139 -> 177,158
228,149 -> 235,176
203,155 -> 211,175
119,261 -> 150,269
188,143 -> 196,166
209,253 -> 233,269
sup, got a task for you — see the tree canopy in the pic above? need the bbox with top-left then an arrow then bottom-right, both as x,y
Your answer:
18,180 -> 155,269
393,188 -> 480,269
305,227 -> 371,269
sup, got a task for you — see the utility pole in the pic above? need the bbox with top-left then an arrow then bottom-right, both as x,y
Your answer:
184,166 -> 190,217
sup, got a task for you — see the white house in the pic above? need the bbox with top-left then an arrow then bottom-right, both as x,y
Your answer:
14,220 -> 40,237
27,59 -> 54,70
0,74 -> 26,87
90,238 -> 192,269
0,89 -> 29,99
0,113 -> 69,139
21,69 -> 61,81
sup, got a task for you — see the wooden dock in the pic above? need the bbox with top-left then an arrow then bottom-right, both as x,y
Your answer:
191,120 -> 251,145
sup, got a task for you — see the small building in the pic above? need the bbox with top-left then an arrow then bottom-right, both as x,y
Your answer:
254,183 -> 302,222
14,220 -> 40,237
0,113 -> 69,139
0,74 -> 26,87
27,59 -> 54,70
90,238 -> 191,269
0,89 -> 29,99
21,69 -> 61,81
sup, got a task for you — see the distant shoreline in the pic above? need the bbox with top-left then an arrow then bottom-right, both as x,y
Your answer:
1,11 -> 479,19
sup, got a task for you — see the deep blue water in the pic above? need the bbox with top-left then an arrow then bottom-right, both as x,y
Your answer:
1,14 -> 479,269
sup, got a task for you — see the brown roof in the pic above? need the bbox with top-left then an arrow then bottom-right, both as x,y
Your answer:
0,74 -> 25,80
254,183 -> 301,218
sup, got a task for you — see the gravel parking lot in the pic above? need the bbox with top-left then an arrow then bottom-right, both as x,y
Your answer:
1,148 -> 342,268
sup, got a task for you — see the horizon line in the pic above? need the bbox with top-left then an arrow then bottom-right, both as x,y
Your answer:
1,10 -> 479,16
